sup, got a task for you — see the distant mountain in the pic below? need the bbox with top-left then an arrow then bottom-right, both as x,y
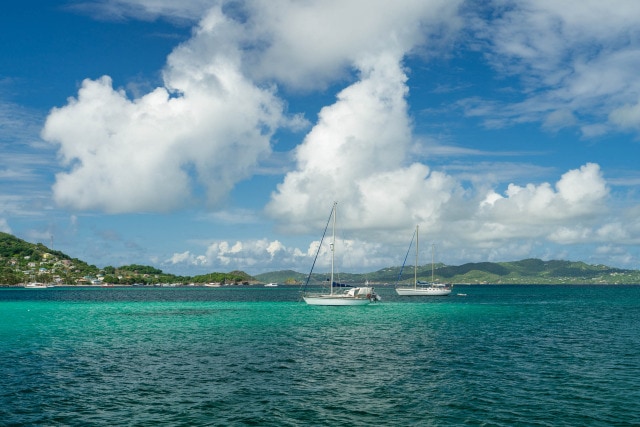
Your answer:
252,270 -> 306,285
256,258 -> 640,285
433,258 -> 636,284
2,231 -> 638,285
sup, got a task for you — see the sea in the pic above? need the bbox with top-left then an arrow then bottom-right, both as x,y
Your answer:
1,285 -> 639,426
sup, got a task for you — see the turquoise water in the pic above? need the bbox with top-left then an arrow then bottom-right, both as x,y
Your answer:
1,285 -> 639,426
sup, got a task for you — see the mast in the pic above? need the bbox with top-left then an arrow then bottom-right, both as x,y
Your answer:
330,202 -> 337,296
414,225 -> 418,290
431,243 -> 435,282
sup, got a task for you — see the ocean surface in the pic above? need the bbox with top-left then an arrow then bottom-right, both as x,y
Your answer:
1,285 -> 639,426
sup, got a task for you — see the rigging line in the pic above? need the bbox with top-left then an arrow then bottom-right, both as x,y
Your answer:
396,227 -> 416,285
303,202 -> 336,293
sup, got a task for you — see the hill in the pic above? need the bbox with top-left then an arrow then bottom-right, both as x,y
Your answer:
0,232 -> 253,286
256,258 -> 640,285
433,259 -> 637,284
2,232 -> 639,285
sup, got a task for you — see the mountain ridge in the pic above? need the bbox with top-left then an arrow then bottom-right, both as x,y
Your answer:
255,258 -> 639,285
1,232 -> 638,285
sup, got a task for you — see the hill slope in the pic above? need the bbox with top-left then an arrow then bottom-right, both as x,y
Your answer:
0,232 -> 253,286
256,258 -> 639,285
2,232 -> 638,285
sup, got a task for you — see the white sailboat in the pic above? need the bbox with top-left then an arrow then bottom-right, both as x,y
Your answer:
303,202 -> 380,306
395,225 -> 453,296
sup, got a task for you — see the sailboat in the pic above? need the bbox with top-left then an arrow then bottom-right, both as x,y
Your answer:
395,225 -> 453,296
302,202 -> 380,306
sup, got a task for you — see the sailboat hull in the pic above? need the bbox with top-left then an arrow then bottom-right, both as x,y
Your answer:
303,295 -> 372,305
395,287 -> 452,296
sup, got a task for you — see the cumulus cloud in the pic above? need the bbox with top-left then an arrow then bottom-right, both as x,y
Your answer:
267,51 -> 462,237
261,1 -> 616,261
169,250 -> 207,266
42,0 -> 463,214
43,6 -> 285,213
166,160 -> 621,274
167,238 -> 308,272
482,163 -> 608,222
168,235 -> 403,273
33,0 -> 640,271
242,0 -> 463,89
464,163 -> 609,247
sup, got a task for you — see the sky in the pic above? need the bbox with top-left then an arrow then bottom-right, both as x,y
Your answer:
2,0 -> 640,276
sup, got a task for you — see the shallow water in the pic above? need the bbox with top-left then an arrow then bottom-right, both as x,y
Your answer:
1,285 -> 639,426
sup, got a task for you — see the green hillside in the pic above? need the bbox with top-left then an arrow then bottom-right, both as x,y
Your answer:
257,258 -> 640,285
0,232 -> 253,286
2,231 -> 639,286
436,259 -> 637,284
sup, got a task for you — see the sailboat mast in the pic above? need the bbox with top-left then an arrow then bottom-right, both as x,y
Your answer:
414,225 -> 418,290
330,202 -> 337,296
431,243 -> 435,282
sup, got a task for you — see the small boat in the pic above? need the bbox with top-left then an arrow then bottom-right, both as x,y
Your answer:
395,225 -> 452,296
302,202 -> 380,306
264,283 -> 278,287
24,282 -> 48,289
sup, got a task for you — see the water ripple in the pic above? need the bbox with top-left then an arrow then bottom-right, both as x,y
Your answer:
1,286 -> 640,425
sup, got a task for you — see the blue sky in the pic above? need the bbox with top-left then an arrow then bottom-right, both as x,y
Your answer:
2,0 -> 640,275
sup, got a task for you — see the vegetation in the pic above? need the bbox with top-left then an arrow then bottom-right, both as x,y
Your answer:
2,232 -> 639,286
255,258 -> 640,285
0,232 -> 253,286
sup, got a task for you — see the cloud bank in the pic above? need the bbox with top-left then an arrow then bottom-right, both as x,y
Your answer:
37,0 -> 640,271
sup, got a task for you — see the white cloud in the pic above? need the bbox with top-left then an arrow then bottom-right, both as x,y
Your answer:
454,163 -> 609,246
267,51 -> 462,237
466,0 -> 640,135
167,238 -> 310,272
25,1 -> 640,272
68,0 -> 214,23
547,227 -> 592,244
168,251 -> 207,266
42,0 -> 463,215
169,158 -> 635,272
168,235 -> 406,274
43,7 -> 286,213
609,102 -> 640,130
472,163 -> 608,229
596,223 -> 628,242
266,240 -> 284,258
242,0 -> 463,89
169,251 -> 192,264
